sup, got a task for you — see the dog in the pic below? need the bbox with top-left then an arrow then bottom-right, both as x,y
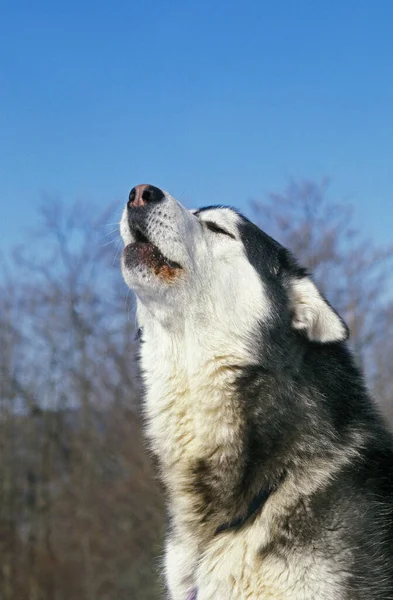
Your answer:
120,184 -> 393,600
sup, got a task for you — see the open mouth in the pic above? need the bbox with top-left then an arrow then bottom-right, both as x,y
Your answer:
125,225 -> 182,272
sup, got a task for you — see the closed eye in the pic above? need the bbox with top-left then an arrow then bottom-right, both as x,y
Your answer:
205,221 -> 236,239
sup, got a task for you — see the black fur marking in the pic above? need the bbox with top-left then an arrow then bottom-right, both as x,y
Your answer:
215,481 -> 282,535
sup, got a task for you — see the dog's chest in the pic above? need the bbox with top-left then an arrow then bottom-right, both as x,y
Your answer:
197,529 -> 346,600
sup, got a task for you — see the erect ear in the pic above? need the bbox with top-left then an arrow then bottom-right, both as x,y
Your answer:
289,276 -> 348,343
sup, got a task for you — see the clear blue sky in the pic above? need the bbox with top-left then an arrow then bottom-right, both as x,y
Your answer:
1,0 -> 393,249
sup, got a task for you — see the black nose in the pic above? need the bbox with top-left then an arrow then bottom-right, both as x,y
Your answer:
128,184 -> 165,208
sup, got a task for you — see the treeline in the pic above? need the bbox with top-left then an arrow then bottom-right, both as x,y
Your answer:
0,202 -> 164,600
0,181 -> 392,599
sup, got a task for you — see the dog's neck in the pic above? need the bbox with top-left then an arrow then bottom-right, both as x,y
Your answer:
137,301 -> 252,528
137,300 -> 257,375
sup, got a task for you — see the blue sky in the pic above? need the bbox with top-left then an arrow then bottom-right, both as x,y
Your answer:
1,0 -> 393,249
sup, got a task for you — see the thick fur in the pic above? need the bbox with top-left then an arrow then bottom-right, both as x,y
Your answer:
120,187 -> 393,600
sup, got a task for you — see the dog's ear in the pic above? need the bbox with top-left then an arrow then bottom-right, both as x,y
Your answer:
289,276 -> 348,343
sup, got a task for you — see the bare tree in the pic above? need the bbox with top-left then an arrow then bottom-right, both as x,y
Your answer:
0,200 -> 164,600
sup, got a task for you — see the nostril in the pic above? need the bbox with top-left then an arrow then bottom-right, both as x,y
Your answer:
128,188 -> 136,206
142,188 -> 152,203
144,185 -> 165,203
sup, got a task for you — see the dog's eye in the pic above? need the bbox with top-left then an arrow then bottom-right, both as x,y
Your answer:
205,221 -> 235,239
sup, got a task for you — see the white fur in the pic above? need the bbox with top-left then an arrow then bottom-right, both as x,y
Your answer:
290,277 -> 347,342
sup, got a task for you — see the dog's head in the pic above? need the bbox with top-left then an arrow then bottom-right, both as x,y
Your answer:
120,184 -> 348,348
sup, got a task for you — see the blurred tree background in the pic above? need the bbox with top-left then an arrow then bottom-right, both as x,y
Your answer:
0,180 -> 392,599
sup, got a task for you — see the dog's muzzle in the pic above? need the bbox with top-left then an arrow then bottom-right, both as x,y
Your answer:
122,184 -> 183,281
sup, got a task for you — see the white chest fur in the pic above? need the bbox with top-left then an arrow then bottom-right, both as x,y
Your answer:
140,323 -> 244,479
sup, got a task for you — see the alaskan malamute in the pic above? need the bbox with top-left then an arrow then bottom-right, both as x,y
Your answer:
120,184 -> 393,600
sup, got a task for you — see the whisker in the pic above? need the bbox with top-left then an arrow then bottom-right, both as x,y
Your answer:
100,237 -> 120,248
112,238 -> 122,265
99,228 -> 120,240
